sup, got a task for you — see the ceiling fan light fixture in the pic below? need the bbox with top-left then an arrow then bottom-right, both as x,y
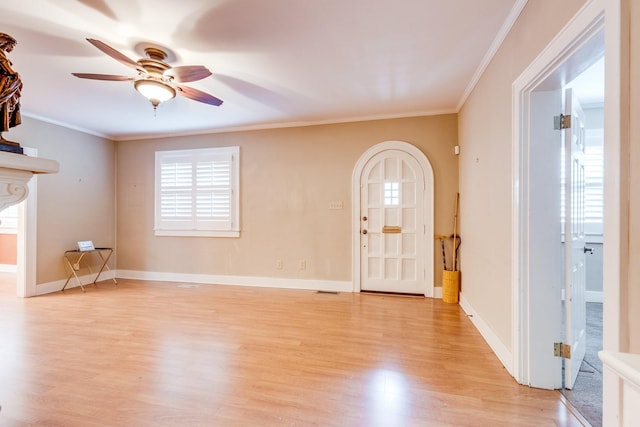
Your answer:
73,39 -> 222,108
134,79 -> 176,107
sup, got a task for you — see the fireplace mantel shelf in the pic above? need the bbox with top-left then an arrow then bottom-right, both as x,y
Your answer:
0,151 -> 59,212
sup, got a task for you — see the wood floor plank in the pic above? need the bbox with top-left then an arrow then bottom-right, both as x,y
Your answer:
0,273 -> 584,426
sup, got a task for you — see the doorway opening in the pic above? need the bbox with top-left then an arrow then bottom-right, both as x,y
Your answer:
512,1 -> 606,426
559,57 -> 604,425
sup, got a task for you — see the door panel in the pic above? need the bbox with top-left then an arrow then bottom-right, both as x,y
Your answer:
360,150 -> 425,294
564,88 -> 587,389
526,90 -> 564,389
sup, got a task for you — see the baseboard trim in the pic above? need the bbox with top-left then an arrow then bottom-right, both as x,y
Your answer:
36,271 -> 117,295
115,270 -> 353,293
0,264 -> 17,273
434,285 -> 443,299
35,270 -> 442,298
459,293 -> 513,376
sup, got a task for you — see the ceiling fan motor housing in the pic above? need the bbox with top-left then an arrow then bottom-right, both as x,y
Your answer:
138,48 -> 172,81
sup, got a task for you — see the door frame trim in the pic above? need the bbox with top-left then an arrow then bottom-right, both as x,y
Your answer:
351,140 -> 434,296
511,0 -> 605,386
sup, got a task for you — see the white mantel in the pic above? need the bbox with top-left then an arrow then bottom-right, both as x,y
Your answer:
0,151 -> 59,212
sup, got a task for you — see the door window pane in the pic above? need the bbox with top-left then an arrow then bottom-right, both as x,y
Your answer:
384,182 -> 400,206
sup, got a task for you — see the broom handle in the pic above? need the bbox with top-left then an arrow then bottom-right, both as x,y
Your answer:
452,192 -> 460,271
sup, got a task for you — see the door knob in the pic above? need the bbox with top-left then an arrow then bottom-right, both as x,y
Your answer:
584,246 -> 594,254
362,229 -> 368,235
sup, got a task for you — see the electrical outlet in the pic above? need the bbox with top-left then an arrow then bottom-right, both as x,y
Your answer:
276,259 -> 283,270
329,201 -> 343,210
299,259 -> 306,270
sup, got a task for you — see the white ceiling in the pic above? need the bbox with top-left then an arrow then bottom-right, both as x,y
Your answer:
2,0 -> 523,140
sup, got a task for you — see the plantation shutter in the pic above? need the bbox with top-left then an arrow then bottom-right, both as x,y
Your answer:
155,147 -> 239,235
583,128 -> 603,235
560,127 -> 603,236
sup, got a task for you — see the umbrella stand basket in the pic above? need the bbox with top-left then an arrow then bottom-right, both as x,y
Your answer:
442,270 -> 461,303
442,192 -> 461,304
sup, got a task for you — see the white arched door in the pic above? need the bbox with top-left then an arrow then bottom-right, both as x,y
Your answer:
353,141 -> 434,296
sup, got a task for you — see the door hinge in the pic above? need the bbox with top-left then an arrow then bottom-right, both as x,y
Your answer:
554,114 -> 572,130
554,342 -> 571,359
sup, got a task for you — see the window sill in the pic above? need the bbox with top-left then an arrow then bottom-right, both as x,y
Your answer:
154,229 -> 240,238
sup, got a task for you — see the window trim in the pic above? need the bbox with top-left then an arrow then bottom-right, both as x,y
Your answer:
154,146 -> 240,238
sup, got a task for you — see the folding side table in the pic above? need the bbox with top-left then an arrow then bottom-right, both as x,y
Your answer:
62,248 -> 117,292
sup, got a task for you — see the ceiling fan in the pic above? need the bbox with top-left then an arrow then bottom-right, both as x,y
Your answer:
72,38 -> 223,109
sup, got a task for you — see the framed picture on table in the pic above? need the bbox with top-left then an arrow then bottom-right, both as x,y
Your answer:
77,240 -> 95,252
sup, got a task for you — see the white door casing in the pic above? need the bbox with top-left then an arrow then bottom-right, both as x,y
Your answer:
511,0 -> 604,387
352,141 -> 434,296
564,88 -> 588,389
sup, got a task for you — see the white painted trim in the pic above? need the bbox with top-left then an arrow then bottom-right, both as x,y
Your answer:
511,0 -> 605,386
154,230 -> 240,238
600,351 -> 640,393
456,0 -> 529,111
433,286 -> 442,300
115,270 -> 352,293
600,0 -> 628,424
586,291 -> 603,303
351,141 -> 435,297
16,146 -> 38,298
0,264 -> 16,273
35,270 -> 117,295
459,293 -> 513,375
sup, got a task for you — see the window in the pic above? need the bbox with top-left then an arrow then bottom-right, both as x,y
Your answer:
560,127 -> 603,236
584,128 -> 603,235
155,146 -> 239,237
0,204 -> 18,232
384,182 -> 400,206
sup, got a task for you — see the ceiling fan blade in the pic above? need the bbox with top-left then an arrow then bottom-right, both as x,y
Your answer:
176,84 -> 223,106
72,73 -> 133,81
164,65 -> 212,83
86,38 -> 142,71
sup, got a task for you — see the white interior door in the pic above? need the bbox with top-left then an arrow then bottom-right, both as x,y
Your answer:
526,90 -> 564,390
360,149 -> 425,294
564,88 -> 587,389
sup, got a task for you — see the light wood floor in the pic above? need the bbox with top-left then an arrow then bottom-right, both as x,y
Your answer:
0,273 -> 584,426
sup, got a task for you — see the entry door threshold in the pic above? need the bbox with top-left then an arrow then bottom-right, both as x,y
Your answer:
361,290 -> 424,298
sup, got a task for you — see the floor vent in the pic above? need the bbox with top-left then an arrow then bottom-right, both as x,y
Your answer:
317,290 -> 339,295
177,284 -> 200,289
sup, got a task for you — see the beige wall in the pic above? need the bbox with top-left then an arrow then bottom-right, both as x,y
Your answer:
8,116 -> 116,284
116,115 -> 458,285
457,0 -> 588,349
